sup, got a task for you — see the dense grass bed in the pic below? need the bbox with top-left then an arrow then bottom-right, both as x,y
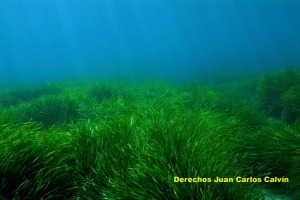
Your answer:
1,68 -> 300,199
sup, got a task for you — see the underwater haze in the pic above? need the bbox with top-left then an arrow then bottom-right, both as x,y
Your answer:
0,0 -> 300,83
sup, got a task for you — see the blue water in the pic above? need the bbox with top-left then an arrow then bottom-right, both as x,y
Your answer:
0,0 -> 300,83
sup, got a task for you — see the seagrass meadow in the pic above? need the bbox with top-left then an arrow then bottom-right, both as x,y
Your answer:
0,68 -> 299,199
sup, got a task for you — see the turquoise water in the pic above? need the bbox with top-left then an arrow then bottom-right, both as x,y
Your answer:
0,0 -> 300,83
1,2 -> 300,198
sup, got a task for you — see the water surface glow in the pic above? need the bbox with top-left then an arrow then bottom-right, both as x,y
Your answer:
0,0 -> 299,83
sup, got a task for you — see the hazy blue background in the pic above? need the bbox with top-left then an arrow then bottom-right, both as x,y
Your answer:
0,0 -> 300,83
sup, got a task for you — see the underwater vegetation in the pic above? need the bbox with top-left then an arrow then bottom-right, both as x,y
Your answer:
0,68 -> 300,199
28,94 -> 80,128
0,83 -> 61,107
257,69 -> 300,121
89,83 -> 115,103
